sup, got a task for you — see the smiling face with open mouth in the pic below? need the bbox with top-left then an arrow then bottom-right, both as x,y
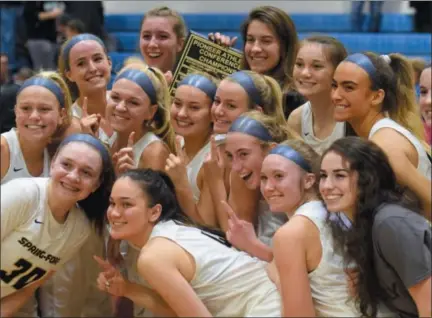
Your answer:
50,142 -> 103,203
139,16 -> 184,73
107,77 -> 157,134
107,176 -> 161,243
171,85 -> 212,138
294,42 -> 335,99
225,132 -> 267,190
15,85 -> 64,142
211,80 -> 250,134
244,20 -> 281,75
66,40 -> 112,95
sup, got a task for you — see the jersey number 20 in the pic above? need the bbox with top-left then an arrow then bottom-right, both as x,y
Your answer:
0,258 -> 47,290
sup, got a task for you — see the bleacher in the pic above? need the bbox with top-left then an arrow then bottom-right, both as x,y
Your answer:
105,13 -> 431,72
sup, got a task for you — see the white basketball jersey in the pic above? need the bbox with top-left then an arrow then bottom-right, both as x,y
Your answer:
148,220 -> 281,317
301,102 -> 345,155
132,132 -> 161,167
1,128 -> 50,185
186,142 -> 211,202
369,118 -> 431,180
1,178 -> 91,298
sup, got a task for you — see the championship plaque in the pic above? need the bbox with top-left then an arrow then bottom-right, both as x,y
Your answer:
169,31 -> 243,97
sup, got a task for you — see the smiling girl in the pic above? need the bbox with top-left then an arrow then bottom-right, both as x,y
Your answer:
107,59 -> 175,175
320,137 -> 431,317
1,72 -> 72,185
332,52 -> 431,219
59,33 -> 116,146
288,35 -> 348,155
97,168 -> 281,317
166,73 -> 218,226
139,6 -> 186,74
1,134 -> 114,317
262,140 -> 387,317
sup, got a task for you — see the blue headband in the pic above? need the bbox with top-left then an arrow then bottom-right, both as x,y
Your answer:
18,77 -> 65,108
60,133 -> 111,166
114,69 -> 158,105
62,34 -> 106,70
177,74 -> 217,101
229,115 -> 272,142
344,53 -> 377,81
228,71 -> 263,106
269,144 -> 312,172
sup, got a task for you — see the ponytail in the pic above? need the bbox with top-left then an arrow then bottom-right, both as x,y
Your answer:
388,53 -> 430,154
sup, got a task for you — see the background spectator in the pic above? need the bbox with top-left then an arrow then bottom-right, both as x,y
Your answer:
351,1 -> 384,32
0,53 -> 20,133
65,19 -> 86,40
23,1 -> 64,71
410,1 -> 432,33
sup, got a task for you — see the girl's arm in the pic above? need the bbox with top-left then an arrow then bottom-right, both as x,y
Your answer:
137,238 -> 212,317
1,271 -> 54,318
139,141 -> 171,172
1,136 -> 10,181
371,129 -> 432,220
273,219 -> 316,317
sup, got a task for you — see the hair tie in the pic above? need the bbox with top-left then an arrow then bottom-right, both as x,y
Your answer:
18,77 -> 65,108
114,69 -> 158,105
344,53 -> 377,81
60,134 -> 111,166
380,54 -> 391,65
177,74 -> 217,101
62,34 -> 106,70
228,71 -> 263,106
229,115 -> 272,142
269,144 -> 312,172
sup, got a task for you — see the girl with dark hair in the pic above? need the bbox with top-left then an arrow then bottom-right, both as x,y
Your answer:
240,6 -> 306,118
419,65 -> 431,145
332,52 -> 431,219
1,134 -> 115,317
320,136 -> 431,317
288,35 -> 349,155
260,139 -> 384,316
96,168 -> 281,317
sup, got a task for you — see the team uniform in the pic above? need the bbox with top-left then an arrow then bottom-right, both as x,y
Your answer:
369,118 -> 431,179
1,128 -> 50,185
300,102 -> 346,155
256,199 -> 288,247
145,220 -> 281,317
1,178 -> 91,315
42,99 -> 117,317
294,201 -> 392,317
186,141 -> 211,202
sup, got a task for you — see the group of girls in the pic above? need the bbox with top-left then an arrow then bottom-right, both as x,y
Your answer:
1,4 -> 431,318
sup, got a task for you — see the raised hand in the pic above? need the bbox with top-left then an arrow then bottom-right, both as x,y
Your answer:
221,200 -> 258,253
165,135 -> 189,187
208,32 -> 238,47
113,131 -> 136,175
80,97 -> 101,137
94,255 -> 127,298
203,135 -> 225,181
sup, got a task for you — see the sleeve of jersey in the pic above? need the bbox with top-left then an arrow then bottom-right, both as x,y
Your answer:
374,215 -> 431,288
1,178 -> 38,241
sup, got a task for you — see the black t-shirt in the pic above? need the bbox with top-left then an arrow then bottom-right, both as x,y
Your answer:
372,203 -> 431,317
23,1 -> 57,43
